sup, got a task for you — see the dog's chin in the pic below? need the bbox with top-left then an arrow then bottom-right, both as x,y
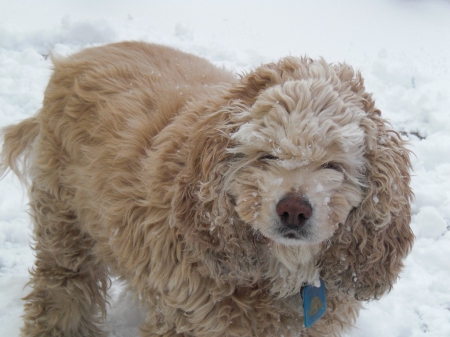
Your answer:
270,236 -> 322,247
261,230 -> 324,247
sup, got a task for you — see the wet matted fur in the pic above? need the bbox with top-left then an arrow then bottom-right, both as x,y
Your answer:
0,42 -> 414,337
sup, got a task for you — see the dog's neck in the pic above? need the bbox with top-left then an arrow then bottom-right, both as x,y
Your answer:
265,241 -> 321,298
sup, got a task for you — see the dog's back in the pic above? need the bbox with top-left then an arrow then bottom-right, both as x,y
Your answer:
46,42 -> 235,137
1,42 -> 236,196
2,42 -> 234,165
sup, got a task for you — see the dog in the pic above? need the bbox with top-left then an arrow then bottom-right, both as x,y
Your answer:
0,42 -> 414,337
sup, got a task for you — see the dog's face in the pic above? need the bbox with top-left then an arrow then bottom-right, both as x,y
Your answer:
228,80 -> 367,246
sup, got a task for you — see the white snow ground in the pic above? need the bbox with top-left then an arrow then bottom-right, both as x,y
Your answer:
1,1 -> 449,336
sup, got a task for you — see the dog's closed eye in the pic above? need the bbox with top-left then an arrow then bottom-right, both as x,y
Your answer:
259,154 -> 279,161
321,162 -> 343,172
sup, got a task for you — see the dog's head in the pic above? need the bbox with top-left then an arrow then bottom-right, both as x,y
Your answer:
171,57 -> 413,299
228,78 -> 367,246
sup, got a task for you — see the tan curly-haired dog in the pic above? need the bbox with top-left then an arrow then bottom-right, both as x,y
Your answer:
0,42 -> 413,337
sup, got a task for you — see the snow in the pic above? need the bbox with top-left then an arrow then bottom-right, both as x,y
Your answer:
1,0 -> 450,336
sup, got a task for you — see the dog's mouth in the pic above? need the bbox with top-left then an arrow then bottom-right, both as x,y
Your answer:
251,218 -> 318,245
277,224 -> 312,240
283,233 -> 299,240
258,225 -> 316,245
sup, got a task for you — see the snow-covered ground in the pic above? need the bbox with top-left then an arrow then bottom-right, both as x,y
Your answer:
1,1 -> 449,336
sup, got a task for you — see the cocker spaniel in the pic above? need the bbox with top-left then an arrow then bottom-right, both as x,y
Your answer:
0,42 -> 413,337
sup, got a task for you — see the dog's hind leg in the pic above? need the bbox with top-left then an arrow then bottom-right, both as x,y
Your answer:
21,185 -> 110,337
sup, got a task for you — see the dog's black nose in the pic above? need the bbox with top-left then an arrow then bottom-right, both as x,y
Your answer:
276,195 -> 312,227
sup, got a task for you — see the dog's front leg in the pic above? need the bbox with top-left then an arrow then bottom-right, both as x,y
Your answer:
21,185 -> 109,337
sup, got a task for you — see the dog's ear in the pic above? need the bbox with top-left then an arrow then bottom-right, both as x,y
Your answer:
169,106 -> 233,238
319,75 -> 414,300
169,93 -> 264,285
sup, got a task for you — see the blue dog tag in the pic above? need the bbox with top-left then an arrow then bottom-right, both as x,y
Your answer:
302,279 -> 326,328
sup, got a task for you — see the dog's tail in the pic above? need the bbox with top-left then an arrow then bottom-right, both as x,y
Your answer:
0,117 -> 40,185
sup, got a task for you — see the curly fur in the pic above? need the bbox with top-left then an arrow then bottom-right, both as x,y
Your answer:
0,42 -> 414,337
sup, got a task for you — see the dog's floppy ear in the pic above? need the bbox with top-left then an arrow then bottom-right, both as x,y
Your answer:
319,76 -> 414,300
168,95 -> 257,284
170,105 -> 234,237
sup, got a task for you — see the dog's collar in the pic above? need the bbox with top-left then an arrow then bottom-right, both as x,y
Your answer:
301,278 -> 327,328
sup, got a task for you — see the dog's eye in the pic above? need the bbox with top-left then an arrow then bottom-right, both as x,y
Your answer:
259,154 -> 279,161
321,162 -> 342,172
